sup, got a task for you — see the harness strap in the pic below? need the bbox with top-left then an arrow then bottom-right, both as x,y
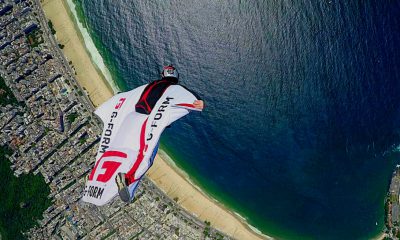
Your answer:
135,80 -> 175,114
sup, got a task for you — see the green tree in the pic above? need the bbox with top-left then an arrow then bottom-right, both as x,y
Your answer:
0,147 -> 51,239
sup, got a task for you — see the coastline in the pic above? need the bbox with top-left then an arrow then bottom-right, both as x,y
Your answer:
149,150 -> 271,240
64,0 -> 120,94
41,0 -> 115,107
40,0 -> 271,239
372,233 -> 386,240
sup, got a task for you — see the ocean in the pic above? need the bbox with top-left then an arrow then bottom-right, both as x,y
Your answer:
72,0 -> 400,239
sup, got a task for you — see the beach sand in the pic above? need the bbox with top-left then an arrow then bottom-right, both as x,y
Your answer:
41,0 -> 270,239
41,0 -> 113,107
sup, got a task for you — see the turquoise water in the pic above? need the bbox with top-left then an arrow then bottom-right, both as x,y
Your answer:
72,1 -> 400,239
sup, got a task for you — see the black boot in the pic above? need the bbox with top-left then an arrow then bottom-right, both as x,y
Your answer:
115,173 -> 130,203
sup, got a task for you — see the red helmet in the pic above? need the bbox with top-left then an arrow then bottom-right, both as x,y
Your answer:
161,65 -> 179,80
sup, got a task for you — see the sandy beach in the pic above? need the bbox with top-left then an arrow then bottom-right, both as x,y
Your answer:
41,0 -> 270,239
41,0 -> 114,107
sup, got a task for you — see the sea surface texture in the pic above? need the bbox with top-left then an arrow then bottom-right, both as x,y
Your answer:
79,1 -> 400,239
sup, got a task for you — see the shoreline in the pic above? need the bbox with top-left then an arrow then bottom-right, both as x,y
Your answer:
41,0 -> 115,107
40,0 -> 271,239
149,150 -> 272,240
64,0 -> 120,94
372,233 -> 386,240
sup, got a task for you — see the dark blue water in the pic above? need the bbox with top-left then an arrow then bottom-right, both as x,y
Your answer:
79,1 -> 400,239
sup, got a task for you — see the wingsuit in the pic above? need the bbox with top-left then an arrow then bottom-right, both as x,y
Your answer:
82,66 -> 204,205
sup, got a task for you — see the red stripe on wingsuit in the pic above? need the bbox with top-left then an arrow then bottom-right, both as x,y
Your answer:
126,118 -> 148,184
176,103 -> 195,108
88,151 -> 127,181
102,150 -> 127,158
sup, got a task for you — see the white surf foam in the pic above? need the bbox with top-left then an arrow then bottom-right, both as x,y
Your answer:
66,0 -> 119,93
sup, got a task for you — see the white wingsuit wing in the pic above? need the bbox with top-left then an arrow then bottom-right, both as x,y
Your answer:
82,85 -> 200,206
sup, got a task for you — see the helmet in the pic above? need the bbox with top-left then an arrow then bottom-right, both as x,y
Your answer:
161,65 -> 179,80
